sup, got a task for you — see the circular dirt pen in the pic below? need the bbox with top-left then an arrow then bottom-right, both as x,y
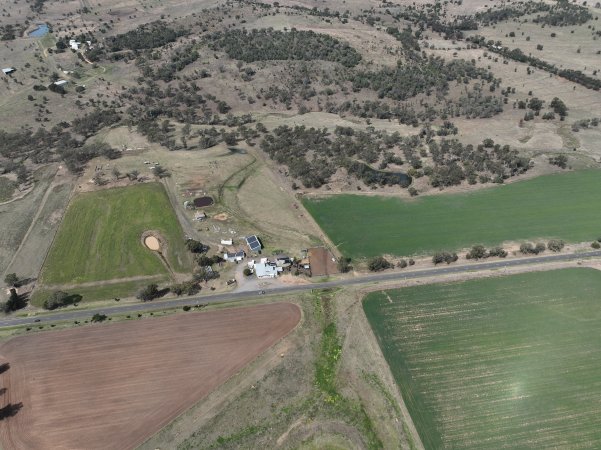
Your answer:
193,196 -> 214,207
141,231 -> 164,252
144,235 -> 160,251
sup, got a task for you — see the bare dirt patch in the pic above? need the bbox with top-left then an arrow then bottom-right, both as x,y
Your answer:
309,247 -> 339,277
0,303 -> 301,450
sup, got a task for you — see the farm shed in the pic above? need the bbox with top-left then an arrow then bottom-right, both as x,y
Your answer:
54,80 -> 68,86
220,238 -> 233,245
223,250 -> 245,262
2,68 -> 15,74
254,262 -> 279,279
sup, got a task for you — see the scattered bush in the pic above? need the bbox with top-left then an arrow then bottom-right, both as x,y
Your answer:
592,241 -> 601,249
520,242 -> 546,255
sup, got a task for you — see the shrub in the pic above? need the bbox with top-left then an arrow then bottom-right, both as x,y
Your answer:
408,259 -> 415,266
592,241 -> 601,249
243,267 -> 252,276
183,305 -> 191,311
91,313 -> 107,322
547,239 -> 565,252
398,259 -> 408,268
367,256 -> 392,272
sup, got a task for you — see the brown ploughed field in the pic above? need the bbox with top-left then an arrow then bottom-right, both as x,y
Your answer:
0,303 -> 301,450
308,247 -> 339,277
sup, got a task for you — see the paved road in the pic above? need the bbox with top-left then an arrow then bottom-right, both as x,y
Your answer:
4,250 -> 601,328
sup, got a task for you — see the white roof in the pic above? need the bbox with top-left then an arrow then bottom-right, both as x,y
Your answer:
54,80 -> 68,86
2,68 -> 15,74
255,263 -> 277,278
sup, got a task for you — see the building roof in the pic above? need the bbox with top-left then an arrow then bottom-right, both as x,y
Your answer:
54,80 -> 68,86
255,262 -> 277,278
2,68 -> 15,74
245,235 -> 261,252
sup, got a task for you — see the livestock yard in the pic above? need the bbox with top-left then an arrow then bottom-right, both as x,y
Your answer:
363,268 -> 601,449
40,182 -> 189,285
0,302 -> 300,450
304,170 -> 601,258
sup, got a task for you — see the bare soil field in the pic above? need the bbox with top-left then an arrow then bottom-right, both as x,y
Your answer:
308,247 -> 339,277
0,302 -> 301,450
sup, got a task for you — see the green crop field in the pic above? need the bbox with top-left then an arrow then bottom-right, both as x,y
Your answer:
303,170 -> 601,258
363,268 -> 601,449
41,183 -> 190,285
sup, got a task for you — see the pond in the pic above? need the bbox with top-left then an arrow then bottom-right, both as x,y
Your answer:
28,24 -> 49,38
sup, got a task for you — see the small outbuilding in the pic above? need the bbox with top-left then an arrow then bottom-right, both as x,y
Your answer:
223,250 -> 245,262
54,80 -> 68,86
220,238 -> 233,246
245,235 -> 262,253
2,68 -> 15,75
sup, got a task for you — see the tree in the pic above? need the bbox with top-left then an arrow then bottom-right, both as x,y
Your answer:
1,289 -> 25,313
592,241 -> 601,249
127,169 -> 139,181
91,313 -> 107,322
111,167 -> 121,180
432,251 -> 458,265
43,291 -> 70,310
243,267 -> 252,276
152,166 -> 170,179
337,257 -> 352,273
4,273 -> 18,287
186,239 -> 208,254
398,259 -> 408,268
137,283 -> 159,302
367,256 -> 392,272
547,239 -> 565,252
466,245 -> 488,260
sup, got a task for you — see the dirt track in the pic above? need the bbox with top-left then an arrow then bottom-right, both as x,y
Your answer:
0,303 -> 301,450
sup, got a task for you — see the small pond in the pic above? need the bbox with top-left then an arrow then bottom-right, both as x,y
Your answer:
28,24 -> 49,38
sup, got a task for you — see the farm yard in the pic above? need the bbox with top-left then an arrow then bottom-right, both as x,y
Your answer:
0,302 -> 301,450
363,268 -> 601,449
40,182 -> 190,286
304,170 -> 601,258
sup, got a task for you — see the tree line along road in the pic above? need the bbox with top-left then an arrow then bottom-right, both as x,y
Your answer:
3,250 -> 601,329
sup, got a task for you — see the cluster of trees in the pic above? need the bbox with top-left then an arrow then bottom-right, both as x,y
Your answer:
367,256 -> 393,272
549,155 -> 568,169
349,56 -> 498,102
137,283 -> 161,302
107,21 -> 185,52
186,239 -> 209,254
337,257 -> 352,273
1,289 -> 26,313
519,242 -> 547,255
426,138 -> 531,188
44,291 -> 80,310
207,28 -> 362,68
466,245 -> 508,260
572,117 -> 600,132
170,280 -> 200,296
432,251 -> 458,265
0,24 -> 25,41
260,125 -> 415,188
397,258 -> 415,269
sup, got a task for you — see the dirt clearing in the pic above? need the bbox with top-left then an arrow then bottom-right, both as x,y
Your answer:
0,303 -> 301,450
